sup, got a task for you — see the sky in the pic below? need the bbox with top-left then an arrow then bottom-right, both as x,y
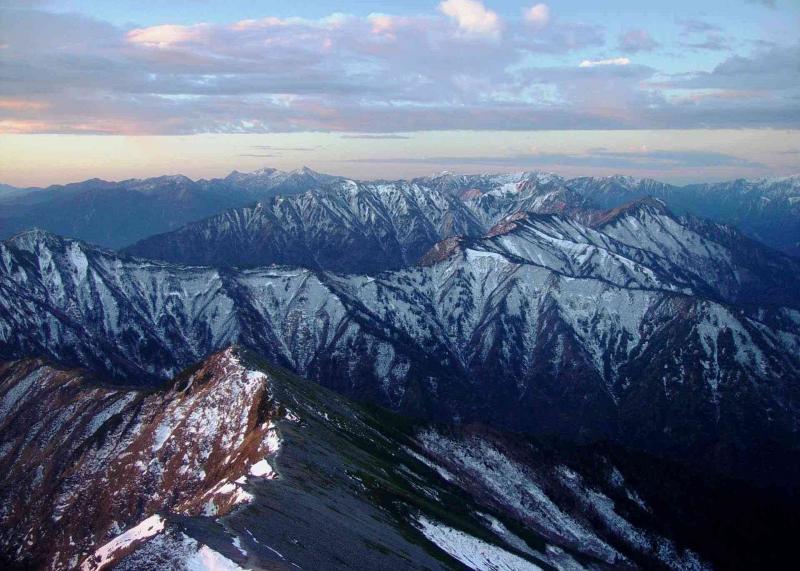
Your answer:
0,0 -> 798,186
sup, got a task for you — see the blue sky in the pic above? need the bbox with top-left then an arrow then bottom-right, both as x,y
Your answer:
0,0 -> 797,184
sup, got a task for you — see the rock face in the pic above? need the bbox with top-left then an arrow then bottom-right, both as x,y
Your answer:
2,204 -> 800,483
0,349 -> 280,570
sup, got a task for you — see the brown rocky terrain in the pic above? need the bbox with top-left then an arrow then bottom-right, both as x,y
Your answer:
0,348 -> 282,570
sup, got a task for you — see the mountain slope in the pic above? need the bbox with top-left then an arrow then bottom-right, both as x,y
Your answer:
124,178 -> 487,273
2,223 -> 799,483
123,174 -> 800,281
568,175 -> 800,257
4,348 -> 798,571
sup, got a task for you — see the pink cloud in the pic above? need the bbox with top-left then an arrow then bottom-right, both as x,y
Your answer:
523,4 -> 550,29
127,24 -> 210,48
439,0 -> 502,38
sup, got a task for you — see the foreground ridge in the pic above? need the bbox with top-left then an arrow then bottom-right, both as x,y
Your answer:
1,350 -> 728,570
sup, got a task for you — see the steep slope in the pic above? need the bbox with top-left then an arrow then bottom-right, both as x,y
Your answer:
124,178 -> 486,273
0,348 -> 280,570
2,226 -> 799,484
123,173 -> 588,273
4,349 -> 798,571
479,200 -> 800,308
0,168 -> 341,248
122,174 -> 588,272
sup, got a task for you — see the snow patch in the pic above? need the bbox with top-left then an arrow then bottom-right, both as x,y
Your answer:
415,515 -> 542,570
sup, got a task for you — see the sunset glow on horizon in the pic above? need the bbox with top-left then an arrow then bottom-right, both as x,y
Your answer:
0,0 -> 798,186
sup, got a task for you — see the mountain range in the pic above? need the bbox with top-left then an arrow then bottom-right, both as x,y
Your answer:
1,169 -> 798,257
2,197 -> 799,485
2,167 -> 799,570
0,168 -> 339,249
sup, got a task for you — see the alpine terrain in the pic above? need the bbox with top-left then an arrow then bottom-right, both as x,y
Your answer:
1,169 -> 799,570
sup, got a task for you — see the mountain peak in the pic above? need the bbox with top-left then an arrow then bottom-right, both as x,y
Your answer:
4,227 -> 65,250
290,165 -> 317,175
485,211 -> 536,237
590,197 -> 670,227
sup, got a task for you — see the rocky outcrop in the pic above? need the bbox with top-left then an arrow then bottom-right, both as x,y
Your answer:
0,348 -> 281,570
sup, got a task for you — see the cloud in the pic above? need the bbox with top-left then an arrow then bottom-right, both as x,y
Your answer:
681,34 -> 729,51
344,148 -> 766,170
618,30 -> 658,53
341,134 -> 412,139
126,24 -> 209,48
676,18 -> 729,51
251,145 -> 320,151
678,19 -> 722,35
579,57 -> 631,68
746,0 -> 776,7
439,0 -> 501,38
523,4 -> 550,29
0,5 -> 795,135
667,43 -> 800,90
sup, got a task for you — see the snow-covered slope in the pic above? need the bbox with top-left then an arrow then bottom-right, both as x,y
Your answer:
568,174 -> 800,257
124,178 -> 484,272
124,172 -> 800,276
123,173 -> 582,272
2,223 -> 799,483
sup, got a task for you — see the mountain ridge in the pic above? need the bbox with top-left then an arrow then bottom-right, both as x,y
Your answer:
4,347 -> 797,571
3,212 -> 799,485
2,169 -> 799,257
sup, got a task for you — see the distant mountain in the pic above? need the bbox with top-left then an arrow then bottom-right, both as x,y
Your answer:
569,175 -> 800,257
123,178 -> 486,272
122,174 -> 590,272
3,204 -> 799,484
3,347 -> 795,570
0,167 -> 343,249
2,169 -> 799,256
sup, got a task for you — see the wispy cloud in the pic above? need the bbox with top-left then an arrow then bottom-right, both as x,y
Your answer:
579,57 -> 631,68
678,18 -> 722,35
341,134 -> 412,140
343,148 -> 766,170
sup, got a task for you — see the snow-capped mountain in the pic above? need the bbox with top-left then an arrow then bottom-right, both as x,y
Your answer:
124,178 -> 486,273
2,169 -> 799,256
4,347 -> 789,571
121,174 -> 589,271
569,174 -> 800,257
2,204 -> 799,484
